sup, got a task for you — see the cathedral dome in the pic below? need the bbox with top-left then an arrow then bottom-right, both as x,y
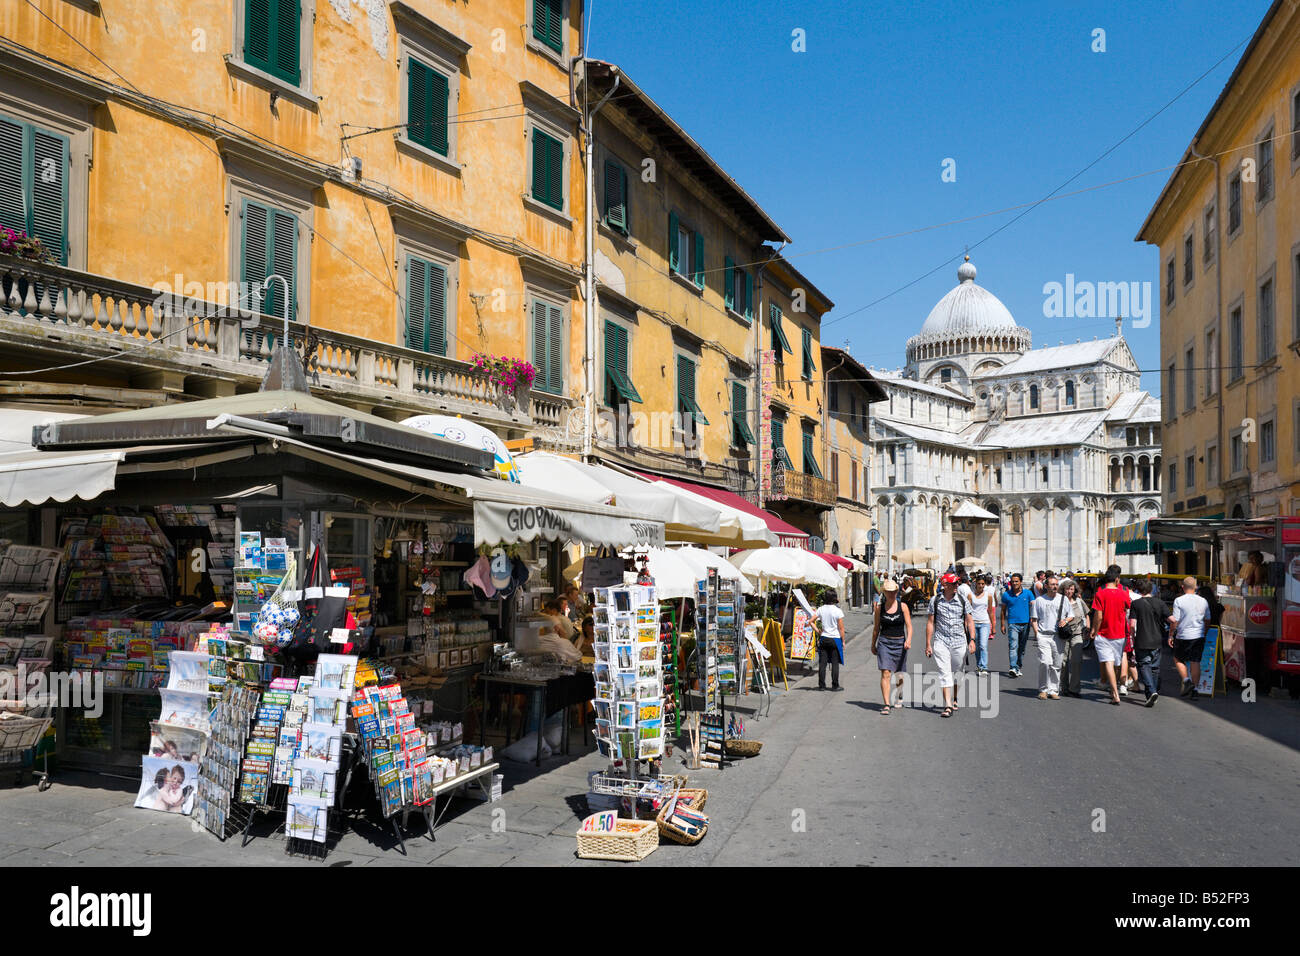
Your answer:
919,258 -> 1018,336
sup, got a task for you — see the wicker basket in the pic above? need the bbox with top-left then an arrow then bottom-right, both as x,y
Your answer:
657,792 -> 709,846
575,819 -> 659,862
724,739 -> 762,757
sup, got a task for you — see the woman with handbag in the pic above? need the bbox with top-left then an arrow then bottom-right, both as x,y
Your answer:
872,579 -> 911,715
814,590 -> 846,692
1058,578 -> 1089,698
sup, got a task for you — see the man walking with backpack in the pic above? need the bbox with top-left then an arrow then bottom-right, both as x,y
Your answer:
926,572 -> 976,718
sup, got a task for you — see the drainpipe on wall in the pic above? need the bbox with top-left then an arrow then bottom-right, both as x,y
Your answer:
754,242 -> 786,507
1190,139 -> 1223,530
578,63 -> 621,461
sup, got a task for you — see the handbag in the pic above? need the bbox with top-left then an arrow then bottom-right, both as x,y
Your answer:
286,544 -> 350,663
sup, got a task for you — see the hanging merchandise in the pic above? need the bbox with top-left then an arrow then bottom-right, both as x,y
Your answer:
286,545 -> 350,664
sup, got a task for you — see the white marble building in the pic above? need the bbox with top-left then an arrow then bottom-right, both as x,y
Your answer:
871,258 -> 1160,575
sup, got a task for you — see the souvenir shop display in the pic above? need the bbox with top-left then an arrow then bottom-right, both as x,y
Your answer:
136,628 -> 210,818
283,653 -> 354,851
694,570 -> 730,770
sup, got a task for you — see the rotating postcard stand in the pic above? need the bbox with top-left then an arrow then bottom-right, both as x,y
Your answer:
694,570 -> 730,771
588,584 -> 678,810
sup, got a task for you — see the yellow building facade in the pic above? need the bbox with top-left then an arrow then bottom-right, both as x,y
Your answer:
821,345 -> 886,559
0,0 -> 585,433
1137,0 -> 1300,550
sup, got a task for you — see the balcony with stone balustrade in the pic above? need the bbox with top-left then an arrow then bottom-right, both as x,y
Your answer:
0,254 -> 573,434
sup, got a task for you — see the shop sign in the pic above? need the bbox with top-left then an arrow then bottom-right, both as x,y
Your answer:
1247,602 -> 1272,627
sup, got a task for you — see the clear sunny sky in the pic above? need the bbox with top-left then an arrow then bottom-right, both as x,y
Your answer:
589,0 -> 1276,395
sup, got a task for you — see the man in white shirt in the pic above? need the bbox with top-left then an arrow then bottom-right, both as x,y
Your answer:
1029,575 -> 1074,699
1167,576 -> 1211,700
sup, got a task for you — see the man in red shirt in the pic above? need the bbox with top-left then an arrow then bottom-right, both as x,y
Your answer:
1090,564 -> 1132,705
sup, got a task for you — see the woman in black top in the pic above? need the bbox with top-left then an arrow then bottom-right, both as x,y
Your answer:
873,579 -> 912,715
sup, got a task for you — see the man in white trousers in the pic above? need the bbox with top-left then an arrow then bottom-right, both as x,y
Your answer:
1029,574 -> 1074,700
926,572 -> 975,718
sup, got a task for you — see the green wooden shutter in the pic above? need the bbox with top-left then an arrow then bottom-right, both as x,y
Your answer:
668,210 -> 679,273
407,59 -> 431,149
273,0 -> 301,85
731,382 -> 755,445
533,0 -> 563,53
802,327 -> 811,378
0,117 -> 24,237
241,200 -> 269,314
693,231 -> 704,287
29,129 -> 67,265
724,256 -> 735,311
531,129 -> 563,210
245,0 -> 272,73
803,431 -> 824,477
428,68 -> 449,156
268,208 -> 297,322
547,302 -> 564,393
743,271 -> 754,321
771,417 -> 786,468
406,257 -> 427,351
677,355 -> 692,417
426,260 -> 447,354
604,321 -> 643,405
603,160 -> 627,232
532,299 -> 549,391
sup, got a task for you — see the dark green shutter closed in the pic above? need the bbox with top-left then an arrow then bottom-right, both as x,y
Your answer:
241,200 -> 296,322
533,0 -> 563,53
724,256 -> 735,311
268,208 -> 297,322
241,200 -> 268,313
693,231 -> 704,287
0,118 -> 24,236
531,129 -> 563,210
677,355 -> 693,417
274,0 -> 301,85
245,0 -> 299,86
547,302 -> 563,393
406,258 -> 426,351
406,257 -> 448,355
604,160 -> 627,232
731,382 -> 755,445
428,69 -> 449,155
407,59 -> 430,149
0,117 -> 68,266
802,327 -> 813,379
532,300 -> 549,391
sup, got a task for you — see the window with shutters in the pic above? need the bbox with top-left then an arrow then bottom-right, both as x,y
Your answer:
724,255 -> 753,321
403,55 -> 452,159
1203,202 -> 1216,266
1258,274 -> 1276,363
731,381 -> 755,448
667,211 -> 704,288
769,302 -> 792,358
239,198 -> 298,322
675,353 -> 708,451
238,0 -> 305,88
801,327 -> 815,381
603,319 -> 642,408
602,158 -> 629,234
771,416 -> 793,470
1228,172 -> 1242,235
404,254 -> 449,355
1183,232 -> 1194,287
830,451 -> 839,492
1229,304 -> 1244,381
529,0 -> 566,58
801,427 -> 823,478
530,295 -> 567,395
529,125 -> 566,212
0,113 -> 69,266
1257,125 -> 1274,206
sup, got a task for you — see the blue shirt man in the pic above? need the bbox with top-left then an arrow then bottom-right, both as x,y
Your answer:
1000,574 -> 1035,678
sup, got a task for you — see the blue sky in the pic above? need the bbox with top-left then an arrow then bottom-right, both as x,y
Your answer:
589,0 -> 1275,395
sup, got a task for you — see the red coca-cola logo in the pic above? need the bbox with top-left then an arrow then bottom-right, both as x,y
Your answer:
1248,602 -> 1272,625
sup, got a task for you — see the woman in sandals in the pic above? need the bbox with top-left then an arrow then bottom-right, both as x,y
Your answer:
873,579 -> 911,715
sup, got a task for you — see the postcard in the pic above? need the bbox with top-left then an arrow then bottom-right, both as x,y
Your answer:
638,737 -> 664,759
638,719 -> 662,740
595,682 -> 612,700
593,662 -> 611,684
308,692 -> 345,726
637,661 -> 660,680
300,722 -> 342,762
286,795 -> 329,843
291,758 -> 336,799
315,653 -> 357,693
615,671 -> 636,696
158,688 -> 210,731
638,699 -> 663,722
19,635 -> 54,660
592,699 -> 612,721
638,644 -> 659,662
596,738 -> 615,759
148,722 -> 206,763
636,679 -> 659,700
616,701 -> 637,728
595,718 -> 612,738
614,643 -> 635,669
593,642 -> 610,662
636,624 -> 658,643
135,756 -> 197,815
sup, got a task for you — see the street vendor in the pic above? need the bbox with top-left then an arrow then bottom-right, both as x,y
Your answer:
1239,550 -> 1267,587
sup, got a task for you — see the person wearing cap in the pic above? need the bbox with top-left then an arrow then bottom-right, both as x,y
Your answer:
872,578 -> 911,714
926,572 -> 975,717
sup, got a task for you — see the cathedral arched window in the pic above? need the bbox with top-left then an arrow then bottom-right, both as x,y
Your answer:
1065,380 -> 1075,407
1029,384 -> 1039,409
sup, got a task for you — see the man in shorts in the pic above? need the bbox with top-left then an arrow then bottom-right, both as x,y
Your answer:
926,573 -> 975,718
1090,564 -> 1131,706
1168,576 -> 1211,700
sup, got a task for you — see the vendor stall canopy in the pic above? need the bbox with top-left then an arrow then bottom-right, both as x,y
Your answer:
3,391 -> 666,550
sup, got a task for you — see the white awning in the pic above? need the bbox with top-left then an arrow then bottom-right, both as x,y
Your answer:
952,501 -> 998,521
0,449 -> 124,507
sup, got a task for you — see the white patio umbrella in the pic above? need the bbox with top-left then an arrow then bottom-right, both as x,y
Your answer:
668,545 -> 749,590
634,547 -> 706,600
634,477 -> 776,548
730,547 -> 841,587
515,454 -> 615,506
